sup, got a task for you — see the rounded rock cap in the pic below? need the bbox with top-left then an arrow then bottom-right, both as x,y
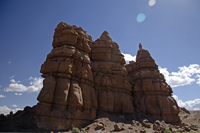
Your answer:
99,31 -> 112,41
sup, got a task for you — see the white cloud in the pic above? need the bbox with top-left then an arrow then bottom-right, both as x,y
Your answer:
9,75 -> 15,79
0,94 -> 5,98
10,79 -> 15,83
122,53 -> 136,64
4,77 -> 43,92
173,95 -> 200,111
0,85 -> 1,88
8,61 -> 11,64
0,105 -> 21,115
10,79 -> 20,84
12,104 -> 18,108
196,74 -> 200,85
15,93 -> 22,96
149,0 -> 156,6
159,64 -> 200,87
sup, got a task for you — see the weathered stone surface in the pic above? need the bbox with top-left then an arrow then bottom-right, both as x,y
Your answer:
125,44 -> 181,124
89,31 -> 134,114
35,22 -> 97,131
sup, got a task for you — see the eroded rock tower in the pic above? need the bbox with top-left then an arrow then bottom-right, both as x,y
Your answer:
89,31 -> 134,114
125,44 -> 181,124
35,22 -> 97,130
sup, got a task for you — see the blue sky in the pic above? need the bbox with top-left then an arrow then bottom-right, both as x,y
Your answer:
0,0 -> 200,114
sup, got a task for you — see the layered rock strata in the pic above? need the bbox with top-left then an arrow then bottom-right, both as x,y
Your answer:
35,22 -> 97,130
89,31 -> 134,114
125,44 -> 181,124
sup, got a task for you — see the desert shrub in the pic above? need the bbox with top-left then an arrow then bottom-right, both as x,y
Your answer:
164,129 -> 171,133
104,123 -> 107,127
72,127 -> 80,133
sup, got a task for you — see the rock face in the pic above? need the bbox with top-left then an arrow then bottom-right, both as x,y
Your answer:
35,22 -> 97,131
89,31 -> 134,114
125,44 -> 181,124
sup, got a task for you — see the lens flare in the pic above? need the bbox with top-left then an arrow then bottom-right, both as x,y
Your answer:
149,0 -> 156,6
137,13 -> 146,22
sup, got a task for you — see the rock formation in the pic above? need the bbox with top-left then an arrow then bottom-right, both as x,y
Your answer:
33,22 -> 181,131
35,22 -> 97,130
125,44 -> 181,124
89,31 -> 134,114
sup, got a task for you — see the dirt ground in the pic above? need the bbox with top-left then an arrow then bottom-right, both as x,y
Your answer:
0,108 -> 199,132
179,108 -> 200,129
67,109 -> 200,133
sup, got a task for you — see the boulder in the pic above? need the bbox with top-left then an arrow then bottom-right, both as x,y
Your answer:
96,123 -> 104,129
140,130 -> 146,133
142,119 -> 151,128
114,124 -> 121,131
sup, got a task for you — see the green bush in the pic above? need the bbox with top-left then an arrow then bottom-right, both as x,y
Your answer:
104,123 -> 107,127
72,127 -> 80,133
164,129 -> 171,133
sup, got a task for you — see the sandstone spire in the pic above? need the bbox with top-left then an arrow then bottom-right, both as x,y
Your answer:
89,31 -> 134,114
126,46 -> 181,124
35,22 -> 97,130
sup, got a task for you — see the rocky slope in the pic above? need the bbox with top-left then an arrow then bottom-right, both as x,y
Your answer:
1,109 -> 199,132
